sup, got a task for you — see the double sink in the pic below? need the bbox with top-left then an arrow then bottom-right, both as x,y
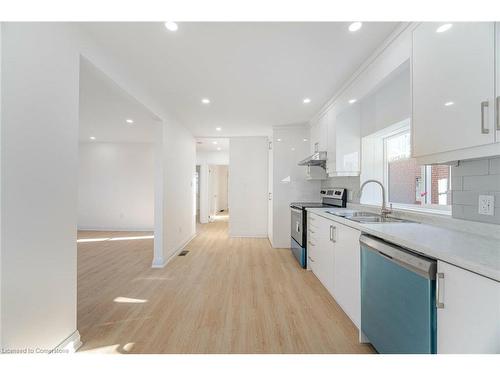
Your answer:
325,210 -> 411,224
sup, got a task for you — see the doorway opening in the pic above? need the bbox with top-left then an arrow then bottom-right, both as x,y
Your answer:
77,57 -> 164,341
195,138 -> 229,224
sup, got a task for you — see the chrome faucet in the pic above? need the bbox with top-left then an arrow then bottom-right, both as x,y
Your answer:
359,179 -> 392,217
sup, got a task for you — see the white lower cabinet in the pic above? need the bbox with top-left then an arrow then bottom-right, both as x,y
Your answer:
309,214 -> 335,295
332,223 -> 361,328
437,261 -> 500,354
308,213 -> 361,328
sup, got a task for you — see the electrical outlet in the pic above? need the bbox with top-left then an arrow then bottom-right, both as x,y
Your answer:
478,195 -> 494,216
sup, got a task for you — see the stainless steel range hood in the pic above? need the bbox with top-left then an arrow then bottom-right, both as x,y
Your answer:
298,151 -> 327,167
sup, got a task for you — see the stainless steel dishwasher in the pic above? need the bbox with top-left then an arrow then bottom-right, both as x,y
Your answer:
360,234 -> 437,354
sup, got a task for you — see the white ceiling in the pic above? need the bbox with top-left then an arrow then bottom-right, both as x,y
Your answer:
79,58 -> 160,143
81,22 -> 400,137
196,138 -> 229,152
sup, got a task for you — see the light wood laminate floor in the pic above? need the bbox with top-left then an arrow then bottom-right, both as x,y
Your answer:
77,216 -> 374,354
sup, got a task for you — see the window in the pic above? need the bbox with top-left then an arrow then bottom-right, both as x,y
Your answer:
361,119 -> 451,213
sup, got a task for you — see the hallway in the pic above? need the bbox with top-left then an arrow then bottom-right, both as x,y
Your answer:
77,219 -> 374,353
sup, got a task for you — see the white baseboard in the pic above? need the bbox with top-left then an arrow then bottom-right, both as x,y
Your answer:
151,232 -> 197,268
229,233 -> 268,238
78,227 -> 154,232
52,330 -> 82,353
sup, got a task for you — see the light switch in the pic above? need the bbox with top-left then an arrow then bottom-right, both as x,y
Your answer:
478,195 -> 494,216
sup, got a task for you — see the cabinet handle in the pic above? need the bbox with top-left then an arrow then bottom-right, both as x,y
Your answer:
436,272 -> 445,309
481,101 -> 490,134
496,96 -> 500,131
308,255 -> 315,263
295,222 -> 300,233
329,225 -> 336,243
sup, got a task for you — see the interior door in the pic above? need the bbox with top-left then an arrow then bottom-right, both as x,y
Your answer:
412,22 -> 495,157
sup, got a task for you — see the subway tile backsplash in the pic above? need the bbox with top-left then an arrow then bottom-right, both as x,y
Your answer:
451,156 -> 500,225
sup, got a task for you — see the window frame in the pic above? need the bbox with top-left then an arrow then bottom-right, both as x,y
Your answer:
381,124 -> 451,214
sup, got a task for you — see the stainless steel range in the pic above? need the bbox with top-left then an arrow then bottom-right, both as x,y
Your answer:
290,188 -> 347,268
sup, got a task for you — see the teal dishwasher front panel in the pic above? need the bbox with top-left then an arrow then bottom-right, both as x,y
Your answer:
361,245 -> 436,354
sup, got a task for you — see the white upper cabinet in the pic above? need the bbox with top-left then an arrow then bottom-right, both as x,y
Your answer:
496,22 -> 500,142
412,22 -> 497,163
310,112 -> 328,154
326,104 -> 361,177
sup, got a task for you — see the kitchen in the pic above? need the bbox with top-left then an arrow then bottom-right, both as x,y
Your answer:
1,5 -> 500,373
278,21 -> 500,355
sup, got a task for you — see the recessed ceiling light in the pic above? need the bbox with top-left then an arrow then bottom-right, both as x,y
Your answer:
444,101 -> 454,106
164,22 -> 178,32
125,119 -> 134,124
201,98 -> 211,104
215,127 -> 222,131
277,138 -> 282,142
303,138 -> 308,142
348,22 -> 363,32
303,98 -> 311,104
349,99 -> 357,104
89,136 -> 96,140
212,141 -> 218,145
217,147 -> 221,151
436,23 -> 452,33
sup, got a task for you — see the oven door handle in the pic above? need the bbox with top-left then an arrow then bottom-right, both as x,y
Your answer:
295,221 -> 300,233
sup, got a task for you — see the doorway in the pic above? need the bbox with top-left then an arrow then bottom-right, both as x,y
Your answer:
208,164 -> 229,221
195,138 -> 229,224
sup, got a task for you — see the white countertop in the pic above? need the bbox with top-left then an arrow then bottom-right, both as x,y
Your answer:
306,207 -> 500,282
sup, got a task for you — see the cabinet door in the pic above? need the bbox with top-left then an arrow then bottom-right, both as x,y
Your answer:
496,22 -> 500,142
318,112 -> 328,152
334,104 -> 360,175
310,120 -> 320,153
332,223 -> 361,328
413,22 -> 495,157
326,106 -> 336,175
310,215 -> 334,295
437,261 -> 500,353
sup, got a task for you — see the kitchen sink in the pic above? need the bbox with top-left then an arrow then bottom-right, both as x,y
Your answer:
348,216 -> 410,223
325,210 -> 412,224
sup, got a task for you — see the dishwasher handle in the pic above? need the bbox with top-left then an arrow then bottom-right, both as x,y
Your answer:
360,234 -> 437,280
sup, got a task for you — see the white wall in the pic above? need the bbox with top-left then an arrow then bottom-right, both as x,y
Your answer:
229,137 -> 268,237
1,22 -> 196,350
0,22 -> 3,347
271,126 -> 321,248
153,121 -> 196,266
360,61 -> 410,137
321,61 -> 411,204
196,150 -> 229,165
78,142 -> 154,231
1,23 -> 81,350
